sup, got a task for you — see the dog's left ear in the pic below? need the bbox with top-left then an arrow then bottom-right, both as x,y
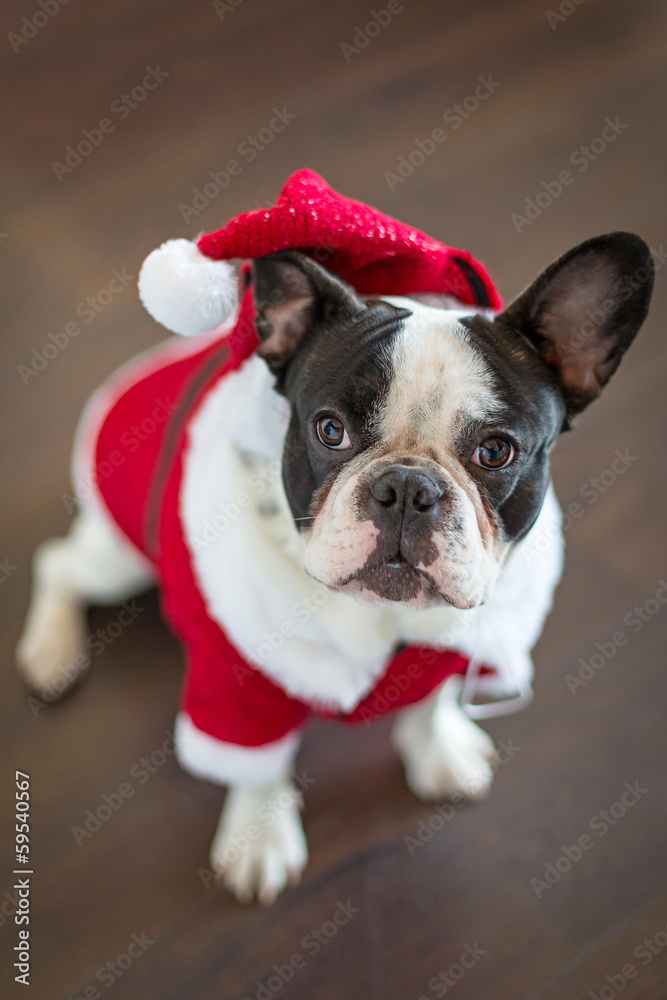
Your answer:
500,232 -> 654,415
252,251 -> 365,375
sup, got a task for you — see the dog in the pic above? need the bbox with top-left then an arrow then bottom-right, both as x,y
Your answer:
17,204 -> 654,904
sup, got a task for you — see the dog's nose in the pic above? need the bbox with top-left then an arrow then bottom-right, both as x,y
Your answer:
369,465 -> 444,514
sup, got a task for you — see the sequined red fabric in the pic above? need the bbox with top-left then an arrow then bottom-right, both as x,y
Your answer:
197,168 -> 502,310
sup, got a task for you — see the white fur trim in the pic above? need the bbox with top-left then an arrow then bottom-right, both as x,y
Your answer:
138,238 -> 238,336
174,712 -> 300,787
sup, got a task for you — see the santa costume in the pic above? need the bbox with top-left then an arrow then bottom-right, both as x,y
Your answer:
73,169 -> 561,787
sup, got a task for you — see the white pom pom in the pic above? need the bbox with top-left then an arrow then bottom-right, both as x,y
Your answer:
138,238 -> 238,336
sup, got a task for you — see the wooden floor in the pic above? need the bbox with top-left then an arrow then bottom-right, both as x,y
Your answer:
2,1 -> 666,997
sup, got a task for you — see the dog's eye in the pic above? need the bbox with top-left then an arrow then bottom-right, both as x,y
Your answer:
316,416 -> 351,450
472,437 -> 514,469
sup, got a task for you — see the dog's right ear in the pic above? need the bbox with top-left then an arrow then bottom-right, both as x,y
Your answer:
499,232 -> 654,417
252,251 -> 365,375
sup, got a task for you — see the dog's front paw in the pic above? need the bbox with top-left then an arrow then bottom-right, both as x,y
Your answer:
210,782 -> 308,905
400,712 -> 496,803
393,678 -> 497,803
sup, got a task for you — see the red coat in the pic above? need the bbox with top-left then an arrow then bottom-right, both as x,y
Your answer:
89,287 -> 482,754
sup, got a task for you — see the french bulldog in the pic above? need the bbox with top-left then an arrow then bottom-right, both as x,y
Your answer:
17,231 -> 654,904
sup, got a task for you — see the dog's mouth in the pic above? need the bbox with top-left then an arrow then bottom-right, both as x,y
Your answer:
332,554 -> 444,606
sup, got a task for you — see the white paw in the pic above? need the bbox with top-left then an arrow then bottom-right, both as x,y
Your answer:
393,680 -> 497,803
404,712 -> 496,802
210,782 -> 308,905
16,589 -> 88,701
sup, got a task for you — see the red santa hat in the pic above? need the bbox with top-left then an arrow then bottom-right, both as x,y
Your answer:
138,168 -> 502,337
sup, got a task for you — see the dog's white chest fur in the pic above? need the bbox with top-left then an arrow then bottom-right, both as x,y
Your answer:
180,349 -> 563,713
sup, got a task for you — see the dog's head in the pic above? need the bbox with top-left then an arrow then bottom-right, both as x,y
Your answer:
252,234 -> 653,610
